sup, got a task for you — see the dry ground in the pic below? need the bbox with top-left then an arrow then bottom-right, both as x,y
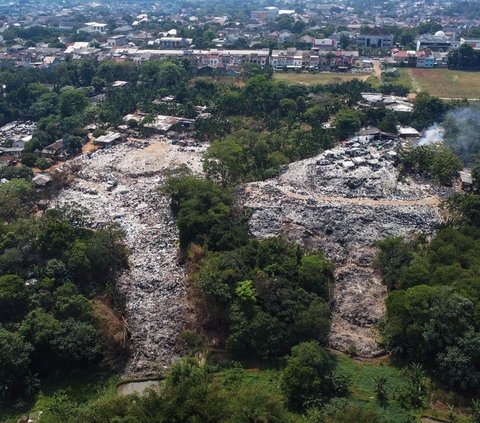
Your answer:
400,68 -> 480,99
273,71 -> 372,85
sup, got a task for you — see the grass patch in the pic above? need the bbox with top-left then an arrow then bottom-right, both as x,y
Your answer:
273,72 -> 371,85
384,68 -> 414,91
333,353 -> 415,423
366,75 -> 382,90
396,68 -> 480,98
0,370 -> 119,423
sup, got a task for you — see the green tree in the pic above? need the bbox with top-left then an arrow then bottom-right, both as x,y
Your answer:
58,87 -> 88,118
19,309 -> 58,374
0,274 -> 29,323
50,318 -> 102,366
333,109 -> 362,139
293,299 -> 331,345
0,178 -> 34,222
412,93 -> 445,129
203,138 -> 244,186
281,341 -> 333,409
429,146 -> 463,186
298,254 -> 333,298
0,327 -> 34,402
373,375 -> 388,409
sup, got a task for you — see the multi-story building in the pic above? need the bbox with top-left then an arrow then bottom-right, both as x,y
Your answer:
157,37 -> 192,48
357,28 -> 393,48
79,22 -> 108,34
416,32 -> 451,52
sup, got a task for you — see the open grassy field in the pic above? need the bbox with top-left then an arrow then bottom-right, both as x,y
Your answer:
398,68 -> 480,99
0,371 -> 118,423
227,352 -> 472,423
273,72 -> 371,85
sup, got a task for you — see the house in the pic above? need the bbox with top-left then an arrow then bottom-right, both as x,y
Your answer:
416,50 -> 435,68
0,147 -> 23,158
128,31 -> 154,45
41,139 -> 64,159
357,28 -> 393,48
313,38 -> 337,51
397,126 -> 420,139
460,38 -> 480,50
251,7 -> 278,22
32,173 -> 52,187
43,56 -> 61,67
93,132 -> 123,148
112,80 -> 129,88
391,49 -> 435,68
299,35 -> 316,45
79,22 -> 108,34
157,37 -> 192,48
143,115 -> 194,133
460,171 -> 473,192
278,31 -> 293,43
107,35 -> 127,46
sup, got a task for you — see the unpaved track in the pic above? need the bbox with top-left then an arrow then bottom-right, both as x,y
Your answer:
276,185 -> 440,207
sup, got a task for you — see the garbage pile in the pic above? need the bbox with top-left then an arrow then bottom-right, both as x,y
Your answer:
242,133 -> 445,357
55,136 -> 205,375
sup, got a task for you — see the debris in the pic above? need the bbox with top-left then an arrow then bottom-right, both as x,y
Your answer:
55,136 -> 206,375
242,133 -> 447,357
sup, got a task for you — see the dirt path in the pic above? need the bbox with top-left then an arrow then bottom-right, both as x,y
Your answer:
409,69 -> 422,93
276,185 -> 440,207
372,59 -> 382,79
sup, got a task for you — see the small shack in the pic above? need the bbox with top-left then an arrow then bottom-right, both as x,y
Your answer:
94,132 -> 123,148
32,173 -> 52,187
459,170 -> 473,192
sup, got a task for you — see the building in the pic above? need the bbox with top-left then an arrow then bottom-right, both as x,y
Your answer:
80,22 -> 108,34
251,7 -> 278,22
32,173 -> 52,187
41,139 -> 64,159
94,132 -> 123,148
460,38 -> 480,50
107,35 -> 127,46
460,170 -> 473,191
313,38 -> 337,51
157,37 -> 192,48
416,50 -> 435,68
416,32 -> 451,52
391,49 -> 435,68
356,28 -> 393,48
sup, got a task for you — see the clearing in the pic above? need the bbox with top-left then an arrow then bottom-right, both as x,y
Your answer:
273,72 -> 372,85
398,68 -> 480,99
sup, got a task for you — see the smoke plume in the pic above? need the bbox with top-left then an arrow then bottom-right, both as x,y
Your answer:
417,124 -> 444,146
443,106 -> 480,165
415,106 -> 480,165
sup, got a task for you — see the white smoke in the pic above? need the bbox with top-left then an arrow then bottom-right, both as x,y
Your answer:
443,106 -> 480,164
416,124 -> 445,146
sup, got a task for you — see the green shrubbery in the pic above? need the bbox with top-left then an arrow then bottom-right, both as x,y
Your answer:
0,184 -> 129,404
377,194 -> 480,392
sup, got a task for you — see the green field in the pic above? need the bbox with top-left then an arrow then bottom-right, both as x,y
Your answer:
2,354 -> 472,422
398,68 -> 480,99
0,371 -> 118,423
273,72 -> 370,85
228,352 -> 472,423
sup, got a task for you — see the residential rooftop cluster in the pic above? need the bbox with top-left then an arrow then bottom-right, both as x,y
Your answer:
0,0 -> 480,73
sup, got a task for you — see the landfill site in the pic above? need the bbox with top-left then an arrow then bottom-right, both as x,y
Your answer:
242,130 -> 446,356
55,136 -> 206,375
48,127 -> 449,373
